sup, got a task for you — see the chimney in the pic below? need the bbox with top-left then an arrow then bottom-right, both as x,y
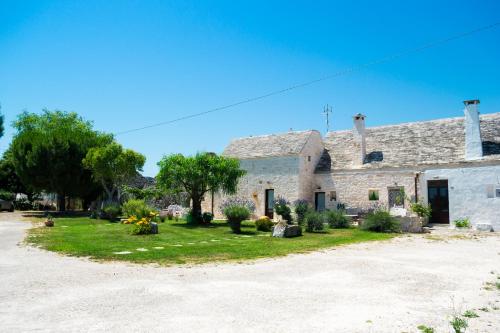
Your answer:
463,99 -> 483,160
353,113 -> 367,165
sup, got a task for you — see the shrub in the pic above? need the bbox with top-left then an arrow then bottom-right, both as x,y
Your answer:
324,210 -> 351,228
220,197 -> 255,233
274,196 -> 292,224
462,310 -> 478,318
361,209 -> 400,232
293,199 -> 310,225
305,211 -> 325,232
410,202 -> 432,218
0,190 -> 15,201
130,218 -> 153,235
449,316 -> 468,333
122,199 -> 156,219
124,212 -> 158,235
14,197 -> 33,210
202,212 -> 214,224
255,216 -> 273,232
417,325 -> 435,333
454,218 -> 471,228
102,202 -> 122,221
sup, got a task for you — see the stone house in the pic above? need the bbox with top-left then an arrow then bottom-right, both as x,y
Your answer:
203,100 -> 500,230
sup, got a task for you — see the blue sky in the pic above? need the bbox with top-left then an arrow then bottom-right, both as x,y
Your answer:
1,0 -> 499,176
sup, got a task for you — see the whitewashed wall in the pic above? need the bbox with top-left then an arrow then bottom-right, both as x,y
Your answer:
422,165 -> 500,230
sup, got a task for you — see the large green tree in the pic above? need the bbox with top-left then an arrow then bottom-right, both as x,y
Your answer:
10,110 -> 112,211
0,148 -> 35,198
156,152 -> 245,223
83,142 -> 146,203
0,105 -> 4,139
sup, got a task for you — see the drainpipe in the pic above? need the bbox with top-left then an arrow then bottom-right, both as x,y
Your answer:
414,173 -> 419,202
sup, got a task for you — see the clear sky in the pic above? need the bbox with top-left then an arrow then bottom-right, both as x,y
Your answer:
1,0 -> 499,176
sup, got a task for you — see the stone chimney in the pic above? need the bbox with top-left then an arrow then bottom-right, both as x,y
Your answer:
353,113 -> 367,165
463,99 -> 483,160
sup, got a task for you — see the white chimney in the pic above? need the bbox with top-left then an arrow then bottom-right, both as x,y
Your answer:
463,99 -> 483,160
353,113 -> 367,165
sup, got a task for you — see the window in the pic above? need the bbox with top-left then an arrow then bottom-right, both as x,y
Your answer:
388,187 -> 405,208
329,191 -> 337,201
307,156 -> 311,162
496,188 -> 500,198
368,189 -> 379,201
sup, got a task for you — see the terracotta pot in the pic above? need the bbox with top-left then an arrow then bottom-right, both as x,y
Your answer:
45,220 -> 54,227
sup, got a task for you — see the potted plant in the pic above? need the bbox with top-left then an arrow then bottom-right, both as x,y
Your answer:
220,198 -> 255,233
45,214 -> 54,227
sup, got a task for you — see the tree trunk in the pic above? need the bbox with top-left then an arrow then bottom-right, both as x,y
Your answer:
191,196 -> 203,224
57,194 -> 66,212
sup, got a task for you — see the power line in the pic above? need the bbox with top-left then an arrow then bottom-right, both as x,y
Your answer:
115,21 -> 500,136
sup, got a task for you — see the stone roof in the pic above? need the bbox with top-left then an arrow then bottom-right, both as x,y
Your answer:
317,112 -> 500,172
223,130 -> 318,159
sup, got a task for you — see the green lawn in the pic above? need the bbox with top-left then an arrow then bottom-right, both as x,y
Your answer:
27,217 -> 395,265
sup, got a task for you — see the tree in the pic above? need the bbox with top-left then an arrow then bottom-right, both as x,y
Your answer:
0,104 -> 4,139
10,110 -> 112,211
0,148 -> 36,199
156,152 -> 246,224
83,142 -> 146,203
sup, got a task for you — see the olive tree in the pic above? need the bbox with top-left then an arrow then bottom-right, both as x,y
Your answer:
156,152 -> 245,224
83,142 -> 146,203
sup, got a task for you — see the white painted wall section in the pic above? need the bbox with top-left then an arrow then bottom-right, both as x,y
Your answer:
422,165 -> 500,230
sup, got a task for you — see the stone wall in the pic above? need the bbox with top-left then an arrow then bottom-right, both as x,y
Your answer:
422,165 -> 500,230
314,169 -> 418,212
202,156 -> 301,219
298,131 -> 325,203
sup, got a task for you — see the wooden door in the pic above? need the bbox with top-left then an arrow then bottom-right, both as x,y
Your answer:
265,189 -> 274,219
427,180 -> 449,224
315,192 -> 326,212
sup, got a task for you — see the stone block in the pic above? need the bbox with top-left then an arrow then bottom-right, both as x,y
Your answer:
475,223 -> 493,232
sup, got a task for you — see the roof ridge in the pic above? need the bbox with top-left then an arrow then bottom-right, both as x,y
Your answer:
327,111 -> 500,137
229,129 -> 318,142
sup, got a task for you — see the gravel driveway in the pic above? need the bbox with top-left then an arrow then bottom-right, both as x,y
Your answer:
1,212 -> 499,332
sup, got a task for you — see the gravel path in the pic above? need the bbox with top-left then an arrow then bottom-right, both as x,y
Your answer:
1,213 -> 499,332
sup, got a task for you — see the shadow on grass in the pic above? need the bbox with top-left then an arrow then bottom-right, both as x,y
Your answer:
168,221 -> 258,235
21,210 -> 90,218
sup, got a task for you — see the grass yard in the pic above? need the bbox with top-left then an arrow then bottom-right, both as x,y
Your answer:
27,217 -> 395,265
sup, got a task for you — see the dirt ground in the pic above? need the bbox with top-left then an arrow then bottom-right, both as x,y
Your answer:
0,212 -> 499,333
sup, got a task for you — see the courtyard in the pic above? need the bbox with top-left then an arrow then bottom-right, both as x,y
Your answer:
1,212 -> 499,332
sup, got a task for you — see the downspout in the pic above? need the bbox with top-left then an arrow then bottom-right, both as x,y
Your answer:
414,172 -> 420,202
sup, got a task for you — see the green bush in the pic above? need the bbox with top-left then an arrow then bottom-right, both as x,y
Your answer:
417,325 -> 435,333
255,216 -> 273,232
361,210 -> 400,232
0,190 -> 15,201
102,202 -> 122,220
410,202 -> 432,218
131,222 -> 153,235
454,218 -> 471,228
324,210 -> 351,228
202,212 -> 214,224
14,198 -> 33,210
223,206 -> 251,233
449,316 -> 468,333
305,211 -> 326,232
293,199 -> 310,225
220,198 -> 255,233
274,196 -> 292,224
122,199 -> 156,219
